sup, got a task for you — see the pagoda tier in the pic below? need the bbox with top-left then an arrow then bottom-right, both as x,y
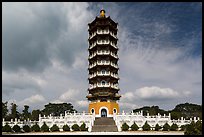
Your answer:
87,10 -> 121,103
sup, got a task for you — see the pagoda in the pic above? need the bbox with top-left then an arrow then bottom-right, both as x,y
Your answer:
86,9 -> 121,117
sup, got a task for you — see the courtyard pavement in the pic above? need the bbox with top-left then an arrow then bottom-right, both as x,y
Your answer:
3,131 -> 184,135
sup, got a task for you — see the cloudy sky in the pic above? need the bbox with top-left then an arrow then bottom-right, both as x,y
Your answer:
2,2 -> 202,113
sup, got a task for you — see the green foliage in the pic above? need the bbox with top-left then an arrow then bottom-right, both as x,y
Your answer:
184,121 -> 202,135
132,103 -> 202,120
2,102 -> 8,120
63,124 -> 70,131
23,125 -> 31,132
2,123 -> 12,132
50,124 -> 59,132
170,123 -> 178,131
130,122 -> 139,131
121,122 -> 129,131
142,121 -> 151,131
179,125 -> 187,131
72,124 -> 80,131
41,103 -> 77,116
133,106 -> 168,116
12,125 -> 21,132
162,123 -> 170,131
80,122 -> 88,131
31,123 -> 40,132
22,105 -> 31,120
155,123 -> 161,131
30,109 -> 41,121
171,103 -> 202,119
41,122 -> 50,132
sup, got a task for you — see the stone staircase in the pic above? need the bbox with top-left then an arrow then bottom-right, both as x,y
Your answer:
92,117 -> 118,132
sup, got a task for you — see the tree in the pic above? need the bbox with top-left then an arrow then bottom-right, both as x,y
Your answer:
121,122 -> 129,131
50,124 -> 59,132
184,121 -> 202,135
170,123 -> 178,131
155,124 -> 161,131
10,103 -> 20,120
41,122 -> 50,132
80,122 -> 88,131
2,102 -> 8,120
22,105 -> 31,120
13,125 -> 21,132
130,122 -> 139,131
23,125 -> 31,132
63,124 -> 70,131
41,103 -> 77,116
31,123 -> 40,132
2,123 -> 12,132
162,123 -> 170,131
30,109 -> 41,121
72,124 -> 80,131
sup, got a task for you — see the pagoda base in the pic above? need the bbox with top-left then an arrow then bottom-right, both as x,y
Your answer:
88,101 -> 119,117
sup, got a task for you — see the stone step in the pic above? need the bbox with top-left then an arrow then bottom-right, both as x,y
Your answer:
94,117 -> 116,125
92,125 -> 118,132
92,117 -> 118,132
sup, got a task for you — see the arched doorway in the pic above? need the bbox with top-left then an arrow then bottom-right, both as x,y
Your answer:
101,109 -> 107,117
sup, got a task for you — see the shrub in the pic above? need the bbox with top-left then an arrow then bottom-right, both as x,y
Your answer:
179,125 -> 186,131
122,122 -> 129,131
142,121 -> 151,131
23,125 -> 31,132
130,122 -> 139,131
155,124 -> 161,131
50,124 -> 59,132
31,124 -> 40,132
41,122 -> 49,132
170,123 -> 178,131
2,124 -> 12,132
162,123 -> 170,131
63,124 -> 70,131
12,125 -> 21,132
184,121 -> 202,135
80,123 -> 88,131
72,124 -> 80,131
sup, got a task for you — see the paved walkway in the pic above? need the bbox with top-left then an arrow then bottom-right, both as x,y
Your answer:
3,131 -> 184,135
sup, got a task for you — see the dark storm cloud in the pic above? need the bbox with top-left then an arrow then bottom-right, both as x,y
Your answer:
2,2 -> 88,73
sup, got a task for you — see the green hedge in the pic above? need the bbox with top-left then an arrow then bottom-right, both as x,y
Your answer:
72,124 -> 80,131
41,122 -> 49,132
31,124 -> 40,132
130,122 -> 139,131
142,121 -> 151,131
23,125 -> 31,132
122,122 -> 129,131
63,124 -> 70,131
50,124 -> 59,132
80,123 -> 88,131
155,124 -> 161,131
2,124 -> 12,132
170,123 -> 178,131
162,123 -> 170,131
12,125 -> 21,132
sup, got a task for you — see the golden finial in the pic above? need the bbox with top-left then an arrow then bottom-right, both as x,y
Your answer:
100,9 -> 105,17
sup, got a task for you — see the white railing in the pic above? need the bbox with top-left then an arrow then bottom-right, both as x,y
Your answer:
97,29 -> 109,34
89,83 -> 119,90
88,61 -> 118,69
89,71 -> 119,79
89,51 -> 118,59
89,40 -> 118,50
2,111 -> 201,132
114,111 -> 202,131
